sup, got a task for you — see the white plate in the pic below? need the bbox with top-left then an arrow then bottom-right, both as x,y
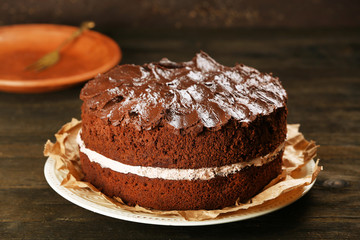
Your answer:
44,157 -> 315,226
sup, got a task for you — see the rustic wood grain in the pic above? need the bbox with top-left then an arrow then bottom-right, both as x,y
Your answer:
1,0 -> 360,28
0,28 -> 359,239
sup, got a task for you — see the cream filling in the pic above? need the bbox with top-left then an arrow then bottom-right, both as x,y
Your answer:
77,131 -> 284,181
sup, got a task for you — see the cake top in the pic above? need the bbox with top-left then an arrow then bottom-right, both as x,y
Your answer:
80,52 -> 287,131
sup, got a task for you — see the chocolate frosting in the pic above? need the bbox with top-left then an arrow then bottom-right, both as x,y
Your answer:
80,52 -> 287,131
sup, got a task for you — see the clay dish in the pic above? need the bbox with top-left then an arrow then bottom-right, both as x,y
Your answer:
0,24 -> 121,93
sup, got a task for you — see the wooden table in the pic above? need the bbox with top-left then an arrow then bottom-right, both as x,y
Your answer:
1,28 -> 359,239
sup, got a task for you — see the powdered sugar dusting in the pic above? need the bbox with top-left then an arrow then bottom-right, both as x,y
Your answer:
187,71 -> 203,81
106,87 -> 121,95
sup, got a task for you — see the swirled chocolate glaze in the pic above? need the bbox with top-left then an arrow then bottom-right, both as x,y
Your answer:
80,52 -> 287,131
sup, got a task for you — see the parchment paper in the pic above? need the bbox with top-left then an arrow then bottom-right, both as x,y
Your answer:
44,118 -> 322,221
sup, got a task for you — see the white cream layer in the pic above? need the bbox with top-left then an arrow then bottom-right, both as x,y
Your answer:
77,131 -> 284,181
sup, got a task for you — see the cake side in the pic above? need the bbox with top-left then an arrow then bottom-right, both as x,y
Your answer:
80,150 -> 283,210
80,105 -> 287,168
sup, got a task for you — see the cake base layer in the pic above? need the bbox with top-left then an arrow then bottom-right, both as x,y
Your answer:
80,151 -> 283,210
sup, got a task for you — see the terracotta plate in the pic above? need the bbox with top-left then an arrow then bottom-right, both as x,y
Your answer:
0,24 -> 121,93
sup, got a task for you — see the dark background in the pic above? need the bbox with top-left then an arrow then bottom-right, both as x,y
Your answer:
1,0 -> 360,28
0,1 -> 359,239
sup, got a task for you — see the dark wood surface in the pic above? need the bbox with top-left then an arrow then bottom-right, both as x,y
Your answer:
0,28 -> 359,239
1,0 -> 360,28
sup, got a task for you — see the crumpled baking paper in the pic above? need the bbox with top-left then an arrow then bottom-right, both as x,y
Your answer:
44,118 -> 322,221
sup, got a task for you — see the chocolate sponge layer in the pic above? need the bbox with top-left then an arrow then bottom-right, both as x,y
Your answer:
80,150 -> 283,210
80,106 -> 287,169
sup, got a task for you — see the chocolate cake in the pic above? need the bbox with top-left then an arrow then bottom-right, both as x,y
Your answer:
78,52 -> 288,210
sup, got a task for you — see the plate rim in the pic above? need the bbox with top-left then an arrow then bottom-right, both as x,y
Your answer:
0,23 -> 121,92
44,156 -> 315,226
